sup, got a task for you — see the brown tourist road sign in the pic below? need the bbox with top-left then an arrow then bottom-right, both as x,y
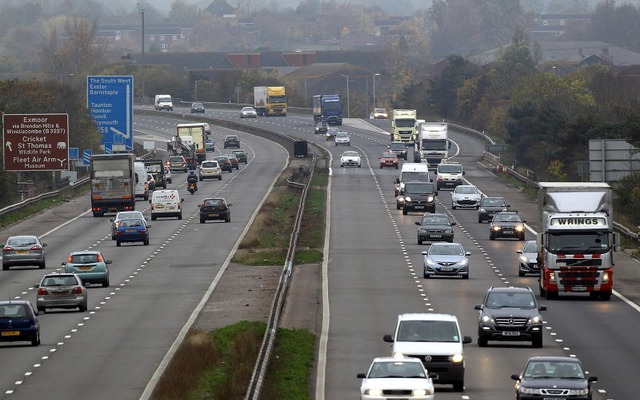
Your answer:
2,113 -> 69,171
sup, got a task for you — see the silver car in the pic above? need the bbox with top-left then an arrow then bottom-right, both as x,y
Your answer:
517,240 -> 539,276
240,106 -> 258,118
2,235 -> 47,270
451,185 -> 482,209
334,131 -> 351,146
35,273 -> 88,313
110,211 -> 147,240
422,242 -> 470,279
199,160 -> 223,181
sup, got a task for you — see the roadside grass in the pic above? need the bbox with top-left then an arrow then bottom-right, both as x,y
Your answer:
152,322 -> 316,400
0,196 -> 65,229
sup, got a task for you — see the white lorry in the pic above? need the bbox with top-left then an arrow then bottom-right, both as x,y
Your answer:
418,122 -> 449,166
391,109 -> 417,144
537,182 -> 617,301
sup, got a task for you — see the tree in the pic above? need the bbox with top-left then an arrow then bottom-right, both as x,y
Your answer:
428,55 -> 482,119
168,0 -> 199,25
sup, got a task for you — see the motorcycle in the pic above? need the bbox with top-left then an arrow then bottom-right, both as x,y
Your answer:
187,182 -> 197,195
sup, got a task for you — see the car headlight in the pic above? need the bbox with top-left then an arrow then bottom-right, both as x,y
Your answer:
569,388 -> 589,395
427,196 -> 435,202
481,314 -> 494,323
519,387 -> 542,395
491,226 -> 501,232
405,196 -> 412,202
479,208 -> 486,213
426,259 -> 436,266
519,255 -> 528,263
458,258 -> 468,267
529,315 -> 542,324
413,389 -> 431,396
450,353 -> 464,363
445,229 -> 453,234
515,225 -> 525,232
364,389 -> 383,396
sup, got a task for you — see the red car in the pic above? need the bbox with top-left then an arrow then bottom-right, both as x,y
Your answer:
379,151 -> 399,169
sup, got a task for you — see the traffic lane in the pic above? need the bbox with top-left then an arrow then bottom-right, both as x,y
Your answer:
9,132 -> 287,399
325,170 -> 433,399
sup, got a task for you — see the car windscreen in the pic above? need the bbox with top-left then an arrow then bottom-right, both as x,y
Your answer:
486,292 -> 535,308
404,183 -> 435,194
401,172 -> 429,183
397,320 -> 460,342
368,361 -> 426,379
439,165 -> 462,173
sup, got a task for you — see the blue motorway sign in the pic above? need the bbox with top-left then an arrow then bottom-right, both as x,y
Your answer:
82,149 -> 92,165
68,147 -> 79,161
87,75 -> 134,152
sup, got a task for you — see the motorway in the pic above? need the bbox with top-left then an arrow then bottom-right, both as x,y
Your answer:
2,106 -> 639,399
0,112 -> 287,399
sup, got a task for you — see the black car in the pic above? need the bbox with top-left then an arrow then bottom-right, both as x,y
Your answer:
478,196 -> 510,223
325,127 -> 339,141
511,356 -> 597,400
223,135 -> 240,149
315,120 -> 328,134
190,102 -> 205,113
214,156 -> 233,172
232,149 -> 248,164
475,286 -> 546,348
198,197 -> 232,223
490,211 -> 526,240
400,181 -> 437,214
389,141 -> 408,160
0,300 -> 40,346
415,213 -> 456,244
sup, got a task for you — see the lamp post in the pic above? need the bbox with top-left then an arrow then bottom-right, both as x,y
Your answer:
373,72 -> 380,110
340,74 -> 350,118
138,1 -> 145,105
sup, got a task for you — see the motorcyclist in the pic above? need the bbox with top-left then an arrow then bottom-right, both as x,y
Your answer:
186,170 -> 198,192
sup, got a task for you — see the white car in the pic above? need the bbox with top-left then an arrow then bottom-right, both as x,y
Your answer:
240,106 -> 258,118
199,160 -> 222,181
357,356 -> 435,400
451,184 -> 482,209
335,131 -> 351,146
340,150 -> 361,167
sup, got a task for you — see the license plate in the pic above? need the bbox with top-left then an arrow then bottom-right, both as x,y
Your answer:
125,229 -> 137,233
78,266 -> 92,271
414,205 -> 425,209
572,286 -> 587,292
502,331 -> 520,336
503,230 -> 513,233
430,235 -> 442,238
1,331 -> 19,337
16,250 -> 29,254
208,213 -> 219,217
440,267 -> 453,272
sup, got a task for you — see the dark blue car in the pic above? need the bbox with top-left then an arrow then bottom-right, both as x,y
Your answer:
0,300 -> 40,346
115,218 -> 150,246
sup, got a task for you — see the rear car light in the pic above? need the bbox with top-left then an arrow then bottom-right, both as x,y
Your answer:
72,287 -> 83,294
37,288 -> 48,295
3,246 -> 14,251
30,245 -> 43,250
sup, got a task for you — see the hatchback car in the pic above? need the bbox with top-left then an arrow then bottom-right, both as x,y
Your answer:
474,286 -> 546,348
517,240 -> 539,276
240,106 -> 257,118
371,107 -> 389,119
0,300 -> 40,346
422,242 -> 470,279
115,218 -> 150,246
478,196 -> 510,223
224,153 -> 240,170
223,134 -> 240,148
451,185 -> 482,209
340,150 -> 361,167
169,155 -> 188,172
198,197 -> 232,223
334,131 -> 351,146
214,156 -> 233,173
190,102 -> 205,113
205,138 -> 215,152
357,356 -> 435,400
415,213 -> 455,244
232,149 -> 248,164
511,356 -> 597,400
315,120 -> 328,134
2,235 -> 47,270
110,211 -> 148,240
146,173 -> 156,191
62,251 -> 111,287
379,151 -> 399,169
389,141 -> 408,160
325,126 -> 339,141
36,273 -> 87,313
490,211 -> 526,240
199,160 -> 223,181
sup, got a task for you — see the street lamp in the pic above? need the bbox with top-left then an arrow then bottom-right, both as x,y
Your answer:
339,74 -> 350,118
138,1 -> 145,104
373,72 -> 380,110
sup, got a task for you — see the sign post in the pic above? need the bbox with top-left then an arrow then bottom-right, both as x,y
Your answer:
2,113 -> 69,171
87,75 -> 134,152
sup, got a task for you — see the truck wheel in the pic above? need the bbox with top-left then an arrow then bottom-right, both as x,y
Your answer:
539,279 -> 546,297
600,291 -> 612,301
546,291 -> 558,300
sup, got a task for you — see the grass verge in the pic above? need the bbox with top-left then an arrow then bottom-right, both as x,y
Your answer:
0,196 -> 65,229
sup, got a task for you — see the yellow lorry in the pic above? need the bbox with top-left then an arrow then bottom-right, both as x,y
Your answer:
254,86 -> 287,116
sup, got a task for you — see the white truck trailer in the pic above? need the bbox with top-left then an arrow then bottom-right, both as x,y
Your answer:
417,122 -> 449,166
537,182 -> 617,301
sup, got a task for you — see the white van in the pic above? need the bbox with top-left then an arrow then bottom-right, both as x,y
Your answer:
384,313 -> 472,392
154,94 -> 173,111
150,189 -> 183,220
134,162 -> 149,201
395,162 -> 430,196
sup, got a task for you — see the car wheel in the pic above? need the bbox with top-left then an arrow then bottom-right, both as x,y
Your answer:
489,234 -> 495,240
402,207 -> 408,215
31,333 -> 40,347
519,235 -> 525,241
200,218 -> 205,224
218,176 -> 222,181
226,216 -> 231,223
423,271 -> 429,279
396,203 -> 401,210
478,336 -> 488,347
39,261 -> 46,269
452,205 -> 456,210
111,234 -> 116,240
340,164 -> 344,167
539,279 -> 547,297
103,279 -> 110,288
453,380 -> 464,392
178,213 -> 182,220
143,193 -> 148,201
532,336 -> 543,348
418,238 -> 423,245
519,269 -> 525,277
144,238 -> 149,246
151,215 -> 156,221
117,240 -> 123,247
79,302 -> 87,312
2,263 -> 8,270
463,273 -> 469,279
478,216 -> 483,223
38,307 -> 46,314
199,177 -> 203,181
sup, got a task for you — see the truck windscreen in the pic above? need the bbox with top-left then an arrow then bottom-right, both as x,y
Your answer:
547,231 -> 610,254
